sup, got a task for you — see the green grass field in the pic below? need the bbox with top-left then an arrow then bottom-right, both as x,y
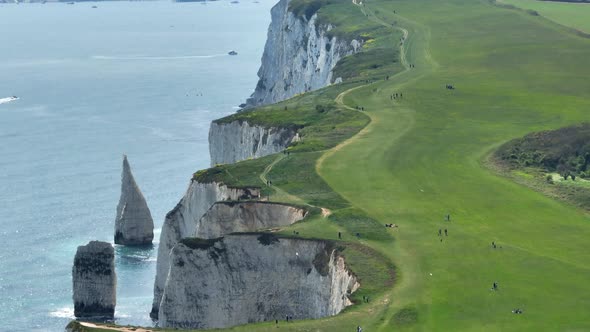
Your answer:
78,0 -> 590,331
499,0 -> 590,33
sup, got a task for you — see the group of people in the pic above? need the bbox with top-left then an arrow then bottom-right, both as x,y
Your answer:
390,92 -> 403,100
437,214 -> 451,240
384,223 -> 397,228
275,315 -> 295,325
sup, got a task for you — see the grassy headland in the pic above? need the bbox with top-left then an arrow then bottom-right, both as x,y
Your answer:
79,0 -> 590,330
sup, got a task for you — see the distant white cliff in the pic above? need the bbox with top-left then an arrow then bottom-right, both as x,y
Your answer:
208,120 -> 299,166
245,0 -> 362,108
158,234 -> 359,329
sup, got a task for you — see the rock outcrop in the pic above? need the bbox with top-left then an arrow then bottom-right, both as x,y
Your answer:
151,181 -> 260,318
197,201 -> 307,238
158,234 -> 358,329
114,155 -> 154,246
72,241 -> 116,319
209,120 -> 299,166
245,0 -> 362,108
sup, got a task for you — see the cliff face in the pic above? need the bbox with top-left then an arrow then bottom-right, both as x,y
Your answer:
115,155 -> 154,246
208,121 -> 299,166
245,0 -> 362,108
158,235 -> 359,329
72,241 -> 116,319
197,201 -> 307,239
151,181 -> 260,318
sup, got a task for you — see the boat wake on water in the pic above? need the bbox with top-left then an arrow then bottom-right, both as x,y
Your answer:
0,96 -> 19,105
92,54 -> 227,60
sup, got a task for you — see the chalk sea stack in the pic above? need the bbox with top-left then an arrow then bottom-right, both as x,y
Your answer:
114,155 -> 154,245
72,241 -> 116,319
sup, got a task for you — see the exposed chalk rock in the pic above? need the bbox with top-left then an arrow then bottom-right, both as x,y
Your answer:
158,234 -> 358,329
72,241 -> 116,319
151,181 -> 260,318
114,155 -> 154,246
209,120 -> 298,166
197,201 -> 307,238
245,0 -> 362,108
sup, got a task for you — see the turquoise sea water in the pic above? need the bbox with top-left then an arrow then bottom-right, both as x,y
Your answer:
0,1 -> 273,330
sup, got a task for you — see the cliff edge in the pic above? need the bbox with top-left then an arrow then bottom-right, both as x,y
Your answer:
151,181 -> 260,318
209,121 -> 299,166
158,234 -> 358,329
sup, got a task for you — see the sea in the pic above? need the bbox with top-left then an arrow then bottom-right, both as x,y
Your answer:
0,1 -> 273,330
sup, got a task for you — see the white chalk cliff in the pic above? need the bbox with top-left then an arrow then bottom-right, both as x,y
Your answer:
158,234 -> 359,329
72,241 -> 116,319
151,181 -> 261,318
152,0 -> 365,324
114,155 -> 154,246
245,0 -> 362,108
209,121 -> 299,166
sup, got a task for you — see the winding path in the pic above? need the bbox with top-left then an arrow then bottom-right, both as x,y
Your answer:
317,3 -> 436,330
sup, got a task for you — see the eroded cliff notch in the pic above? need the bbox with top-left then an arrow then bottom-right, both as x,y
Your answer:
196,201 -> 307,238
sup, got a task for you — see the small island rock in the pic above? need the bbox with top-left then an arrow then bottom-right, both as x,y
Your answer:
114,155 -> 154,245
72,241 -> 116,319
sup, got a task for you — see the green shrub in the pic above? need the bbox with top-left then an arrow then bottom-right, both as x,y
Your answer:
393,307 -> 419,326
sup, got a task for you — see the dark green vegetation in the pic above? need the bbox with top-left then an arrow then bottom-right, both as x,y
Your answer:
392,307 -> 418,326
491,124 -> 590,210
289,0 -> 328,20
496,124 -> 590,178
180,237 -> 223,250
80,0 -> 590,330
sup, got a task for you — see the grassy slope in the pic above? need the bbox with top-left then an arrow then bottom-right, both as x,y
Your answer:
500,0 -> 590,33
320,0 -> 590,331
81,0 -> 590,331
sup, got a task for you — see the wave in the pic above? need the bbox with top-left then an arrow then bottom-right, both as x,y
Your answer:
0,96 -> 18,105
49,307 -> 74,319
91,54 -> 227,60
